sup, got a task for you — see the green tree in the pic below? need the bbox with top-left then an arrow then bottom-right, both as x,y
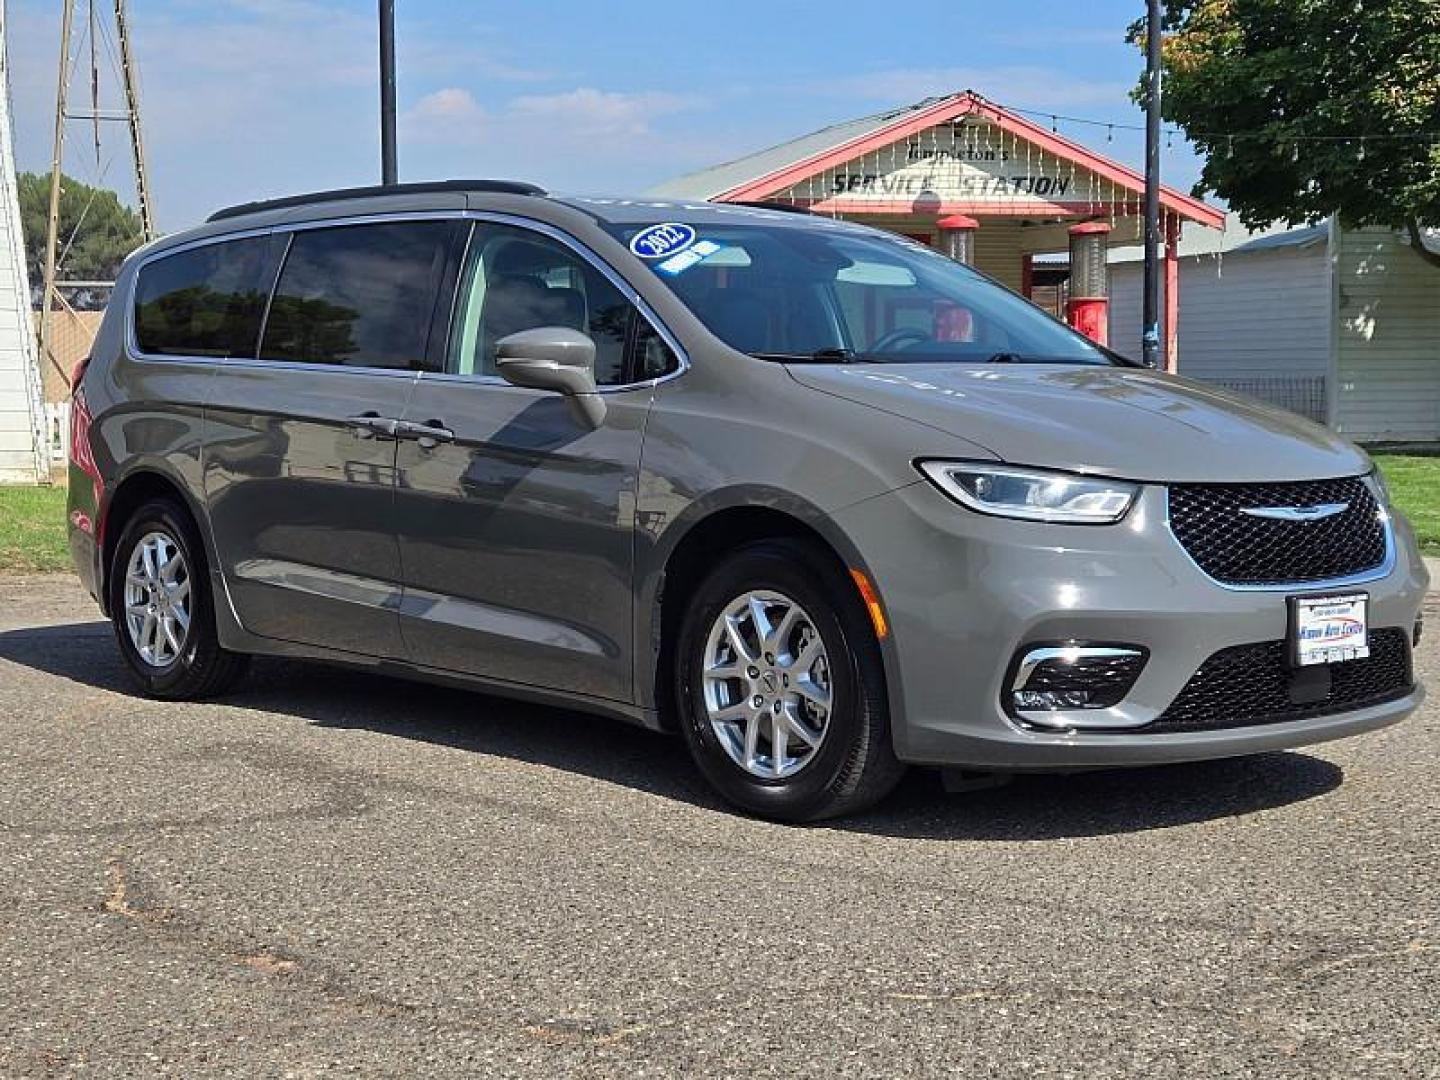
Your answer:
16,171 -> 146,285
1136,0 -> 1440,265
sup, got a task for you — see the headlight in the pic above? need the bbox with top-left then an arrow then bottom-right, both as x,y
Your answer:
917,461 -> 1139,523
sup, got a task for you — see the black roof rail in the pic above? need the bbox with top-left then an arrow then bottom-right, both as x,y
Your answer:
207,179 -> 547,223
724,200 -> 823,216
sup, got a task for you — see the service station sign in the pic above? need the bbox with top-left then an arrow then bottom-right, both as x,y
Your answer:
777,121 -> 1111,208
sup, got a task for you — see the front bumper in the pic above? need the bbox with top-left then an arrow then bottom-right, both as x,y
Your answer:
832,481 -> 1429,770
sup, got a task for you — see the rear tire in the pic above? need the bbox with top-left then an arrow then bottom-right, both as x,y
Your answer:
109,498 -> 248,700
675,538 -> 905,822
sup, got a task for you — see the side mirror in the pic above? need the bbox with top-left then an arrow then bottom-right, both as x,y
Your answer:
495,327 -> 606,429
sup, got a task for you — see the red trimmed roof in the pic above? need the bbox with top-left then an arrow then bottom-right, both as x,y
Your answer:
712,91 -> 1224,229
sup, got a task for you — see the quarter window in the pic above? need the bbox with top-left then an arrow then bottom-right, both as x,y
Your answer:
260,221 -> 452,369
133,236 -> 277,358
634,317 -> 679,381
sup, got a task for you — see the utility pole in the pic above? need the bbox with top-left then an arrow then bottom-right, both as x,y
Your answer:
38,0 -> 155,380
1141,0 -> 1163,369
379,0 -> 397,185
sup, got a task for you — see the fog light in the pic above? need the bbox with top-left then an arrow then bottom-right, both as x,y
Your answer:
1013,688 -> 1095,711
1008,644 -> 1147,722
1415,617 -> 1424,647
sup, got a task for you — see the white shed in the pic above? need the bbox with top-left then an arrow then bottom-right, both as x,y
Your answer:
1110,217 -> 1440,440
0,7 -> 47,484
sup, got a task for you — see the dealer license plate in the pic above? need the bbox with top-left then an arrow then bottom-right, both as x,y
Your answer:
1290,593 -> 1370,667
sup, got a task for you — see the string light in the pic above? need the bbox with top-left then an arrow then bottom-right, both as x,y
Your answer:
996,99 -> 1440,146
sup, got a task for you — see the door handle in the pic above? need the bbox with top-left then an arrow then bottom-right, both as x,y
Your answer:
396,419 -> 456,450
347,413 -> 402,440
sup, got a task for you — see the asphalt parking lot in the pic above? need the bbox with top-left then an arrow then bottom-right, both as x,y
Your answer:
1,574 -> 1437,1078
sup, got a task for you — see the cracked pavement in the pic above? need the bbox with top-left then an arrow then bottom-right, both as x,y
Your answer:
1,574 -> 1437,1077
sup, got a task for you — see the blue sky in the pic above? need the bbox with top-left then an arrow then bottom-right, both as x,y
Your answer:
7,0 -> 1207,231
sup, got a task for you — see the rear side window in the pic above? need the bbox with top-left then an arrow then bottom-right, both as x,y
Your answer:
260,221 -> 452,369
133,236 -> 276,357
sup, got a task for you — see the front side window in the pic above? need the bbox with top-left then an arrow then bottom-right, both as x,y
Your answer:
448,223 -> 675,385
260,221 -> 452,369
604,219 -> 1113,366
133,236 -> 277,357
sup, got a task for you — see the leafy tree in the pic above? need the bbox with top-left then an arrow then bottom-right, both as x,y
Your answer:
1136,0 -> 1440,265
16,171 -> 146,286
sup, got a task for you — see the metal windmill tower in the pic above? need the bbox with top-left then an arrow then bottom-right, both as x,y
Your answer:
36,0 -> 156,386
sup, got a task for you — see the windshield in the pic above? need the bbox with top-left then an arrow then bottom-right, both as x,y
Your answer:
605,219 -> 1113,366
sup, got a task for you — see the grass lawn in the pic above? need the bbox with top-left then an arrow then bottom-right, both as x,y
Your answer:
0,484 -> 71,573
0,457 -> 1433,575
1372,454 -> 1440,556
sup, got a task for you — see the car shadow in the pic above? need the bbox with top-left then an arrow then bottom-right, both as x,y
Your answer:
0,620 -> 1345,840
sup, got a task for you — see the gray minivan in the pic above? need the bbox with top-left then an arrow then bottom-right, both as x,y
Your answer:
68,180 -> 1428,821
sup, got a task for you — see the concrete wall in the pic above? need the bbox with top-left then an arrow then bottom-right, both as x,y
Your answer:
1333,227 -> 1440,442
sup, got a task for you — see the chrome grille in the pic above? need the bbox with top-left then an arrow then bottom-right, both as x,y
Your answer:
1168,476 -> 1387,586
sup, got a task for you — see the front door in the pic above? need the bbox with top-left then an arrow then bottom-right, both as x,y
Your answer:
392,220 -> 677,702
205,218 -> 459,659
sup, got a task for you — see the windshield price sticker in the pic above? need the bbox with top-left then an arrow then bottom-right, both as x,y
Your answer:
1291,593 -> 1369,667
658,240 -> 721,275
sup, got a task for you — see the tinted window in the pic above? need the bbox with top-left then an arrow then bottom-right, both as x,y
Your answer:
260,222 -> 451,369
634,317 -> 678,381
134,237 -> 276,357
449,224 -> 655,385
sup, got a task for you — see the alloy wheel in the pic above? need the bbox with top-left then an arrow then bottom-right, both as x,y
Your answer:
700,590 -> 832,779
122,530 -> 192,668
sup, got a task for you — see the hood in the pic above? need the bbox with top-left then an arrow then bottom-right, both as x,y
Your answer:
785,363 -> 1370,484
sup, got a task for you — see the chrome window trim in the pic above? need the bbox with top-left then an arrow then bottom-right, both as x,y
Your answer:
124,209 -> 691,390
1161,483 -> 1396,593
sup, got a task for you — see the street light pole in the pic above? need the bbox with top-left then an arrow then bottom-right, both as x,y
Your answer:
379,0 -> 397,185
1141,0 -> 1162,369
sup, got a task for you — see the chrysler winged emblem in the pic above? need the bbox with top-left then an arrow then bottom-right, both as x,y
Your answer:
1239,502 -> 1349,522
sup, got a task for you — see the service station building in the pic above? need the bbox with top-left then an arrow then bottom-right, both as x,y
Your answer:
653,91 -> 1225,370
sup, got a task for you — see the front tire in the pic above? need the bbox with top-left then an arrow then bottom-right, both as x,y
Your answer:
675,539 -> 904,821
109,498 -> 248,699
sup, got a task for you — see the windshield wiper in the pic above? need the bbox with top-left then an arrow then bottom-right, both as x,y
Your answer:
986,351 -> 1023,363
752,348 -> 859,364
